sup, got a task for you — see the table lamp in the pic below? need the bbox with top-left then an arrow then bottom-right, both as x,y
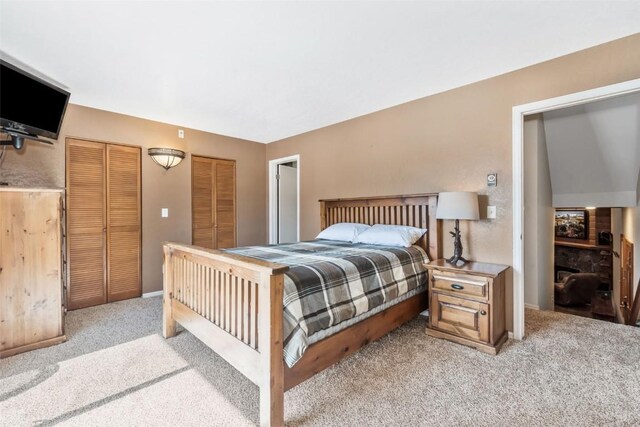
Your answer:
436,191 -> 480,265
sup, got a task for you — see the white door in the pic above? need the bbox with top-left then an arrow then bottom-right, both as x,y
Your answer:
277,164 -> 298,243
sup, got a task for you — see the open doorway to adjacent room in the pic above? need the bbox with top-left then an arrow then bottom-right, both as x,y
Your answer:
268,155 -> 300,244
516,83 -> 640,336
552,207 -> 617,322
550,207 -> 639,325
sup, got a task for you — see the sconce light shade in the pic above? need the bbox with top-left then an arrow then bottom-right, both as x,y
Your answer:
148,148 -> 185,170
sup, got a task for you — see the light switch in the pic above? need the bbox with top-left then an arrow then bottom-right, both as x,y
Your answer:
487,206 -> 497,219
161,208 -> 169,218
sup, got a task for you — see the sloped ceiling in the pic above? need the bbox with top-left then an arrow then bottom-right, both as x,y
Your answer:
1,1 -> 639,142
543,92 -> 640,207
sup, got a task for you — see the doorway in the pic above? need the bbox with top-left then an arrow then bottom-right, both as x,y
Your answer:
552,208 -> 616,323
512,78 -> 640,339
269,155 -> 300,244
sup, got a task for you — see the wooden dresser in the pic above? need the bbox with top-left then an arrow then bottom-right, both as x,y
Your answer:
0,188 -> 66,358
425,259 -> 509,355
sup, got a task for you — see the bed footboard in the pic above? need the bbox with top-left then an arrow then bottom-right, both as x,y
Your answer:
162,242 -> 289,427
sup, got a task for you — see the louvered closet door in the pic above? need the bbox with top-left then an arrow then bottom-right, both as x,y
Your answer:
66,139 -> 107,310
106,144 -> 141,302
215,159 -> 236,249
192,156 -> 214,248
191,156 -> 236,249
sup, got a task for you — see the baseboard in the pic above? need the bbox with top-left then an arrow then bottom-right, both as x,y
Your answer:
0,335 -> 66,358
525,303 -> 540,310
142,290 -> 163,298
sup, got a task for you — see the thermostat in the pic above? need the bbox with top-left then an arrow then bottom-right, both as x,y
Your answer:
487,173 -> 497,187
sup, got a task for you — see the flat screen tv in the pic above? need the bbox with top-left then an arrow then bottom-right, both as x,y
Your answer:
0,59 -> 70,140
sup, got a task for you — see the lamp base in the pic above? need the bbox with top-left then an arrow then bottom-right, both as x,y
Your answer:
446,255 -> 469,266
446,218 -> 470,266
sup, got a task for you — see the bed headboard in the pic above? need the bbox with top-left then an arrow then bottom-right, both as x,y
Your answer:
319,193 -> 442,260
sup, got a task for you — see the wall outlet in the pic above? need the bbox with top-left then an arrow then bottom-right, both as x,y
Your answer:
178,129 -> 184,139
161,208 -> 169,218
487,206 -> 497,219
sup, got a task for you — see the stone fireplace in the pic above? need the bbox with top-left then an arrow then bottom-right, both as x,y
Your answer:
554,245 -> 612,289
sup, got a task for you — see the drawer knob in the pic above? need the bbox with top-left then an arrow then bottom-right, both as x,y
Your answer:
480,310 -> 487,316
451,284 -> 464,290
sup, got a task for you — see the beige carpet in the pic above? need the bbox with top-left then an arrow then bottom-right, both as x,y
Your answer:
1,297 -> 639,426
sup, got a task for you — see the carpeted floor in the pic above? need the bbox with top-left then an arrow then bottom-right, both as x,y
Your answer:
1,297 -> 639,426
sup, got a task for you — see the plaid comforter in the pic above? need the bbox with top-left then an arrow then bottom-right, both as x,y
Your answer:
224,239 -> 428,367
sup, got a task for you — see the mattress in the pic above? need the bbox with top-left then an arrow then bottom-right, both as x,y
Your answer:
307,284 -> 427,345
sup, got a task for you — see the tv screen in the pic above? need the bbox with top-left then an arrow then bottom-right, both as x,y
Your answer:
0,59 -> 70,140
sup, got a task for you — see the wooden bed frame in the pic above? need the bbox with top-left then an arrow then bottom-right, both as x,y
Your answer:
162,193 -> 442,426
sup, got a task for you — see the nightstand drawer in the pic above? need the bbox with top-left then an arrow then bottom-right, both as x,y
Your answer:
431,272 -> 488,300
431,293 -> 489,343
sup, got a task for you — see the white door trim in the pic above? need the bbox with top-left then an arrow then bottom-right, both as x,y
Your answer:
512,78 -> 640,340
269,154 -> 300,244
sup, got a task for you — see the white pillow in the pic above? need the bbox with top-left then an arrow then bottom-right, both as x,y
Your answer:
316,222 -> 371,243
356,224 -> 427,247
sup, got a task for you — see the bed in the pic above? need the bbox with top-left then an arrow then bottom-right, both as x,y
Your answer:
162,193 -> 442,426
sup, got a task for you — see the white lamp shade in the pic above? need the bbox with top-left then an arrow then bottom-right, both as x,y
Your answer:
436,191 -> 480,220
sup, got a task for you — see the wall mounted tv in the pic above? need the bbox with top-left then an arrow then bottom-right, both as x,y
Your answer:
0,59 -> 70,141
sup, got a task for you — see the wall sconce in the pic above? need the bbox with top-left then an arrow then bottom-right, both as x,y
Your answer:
148,148 -> 185,170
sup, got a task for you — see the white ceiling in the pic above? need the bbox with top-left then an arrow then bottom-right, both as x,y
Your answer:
1,1 -> 639,143
543,92 -> 640,207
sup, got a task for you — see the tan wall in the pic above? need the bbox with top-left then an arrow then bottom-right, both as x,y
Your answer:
0,104 -> 267,294
523,115 -> 554,311
266,33 -> 640,330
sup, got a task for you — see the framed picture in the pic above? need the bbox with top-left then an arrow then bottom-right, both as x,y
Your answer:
555,210 -> 588,240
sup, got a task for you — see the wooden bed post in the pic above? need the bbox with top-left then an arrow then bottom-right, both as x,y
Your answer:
319,200 -> 327,230
162,245 -> 177,338
428,195 -> 443,260
259,272 -> 285,427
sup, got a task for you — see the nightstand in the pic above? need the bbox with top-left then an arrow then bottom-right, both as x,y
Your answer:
425,259 -> 510,355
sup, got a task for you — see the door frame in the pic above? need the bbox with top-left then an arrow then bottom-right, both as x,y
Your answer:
268,154 -> 300,244
621,234 -> 634,319
512,78 -> 640,340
